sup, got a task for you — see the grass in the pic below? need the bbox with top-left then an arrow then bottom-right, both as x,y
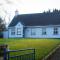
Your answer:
0,38 -> 60,60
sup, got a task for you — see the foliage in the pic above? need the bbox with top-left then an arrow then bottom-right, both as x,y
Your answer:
0,17 -> 6,32
43,9 -> 60,14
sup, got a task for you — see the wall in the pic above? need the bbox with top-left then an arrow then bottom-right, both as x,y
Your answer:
3,30 -> 8,38
8,22 -> 23,38
3,25 -> 60,38
25,26 -> 60,38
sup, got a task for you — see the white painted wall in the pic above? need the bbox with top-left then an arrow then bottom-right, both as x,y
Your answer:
3,24 -> 60,38
25,26 -> 60,38
8,22 -> 23,38
3,30 -> 8,38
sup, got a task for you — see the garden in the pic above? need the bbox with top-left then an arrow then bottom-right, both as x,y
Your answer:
0,38 -> 60,60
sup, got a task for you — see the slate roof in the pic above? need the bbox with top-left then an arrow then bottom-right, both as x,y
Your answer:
9,12 -> 60,27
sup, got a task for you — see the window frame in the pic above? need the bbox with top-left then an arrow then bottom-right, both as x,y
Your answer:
17,28 -> 21,35
11,28 -> 15,35
53,27 -> 58,35
42,28 -> 46,35
31,28 -> 36,35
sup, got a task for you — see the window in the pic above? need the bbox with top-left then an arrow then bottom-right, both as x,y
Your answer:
54,27 -> 58,35
42,28 -> 46,35
17,28 -> 21,35
31,28 -> 36,35
11,28 -> 15,35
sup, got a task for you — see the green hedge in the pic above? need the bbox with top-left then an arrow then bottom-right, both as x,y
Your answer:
0,32 -> 3,38
0,48 -> 4,56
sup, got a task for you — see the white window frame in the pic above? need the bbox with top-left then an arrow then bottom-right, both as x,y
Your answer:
42,28 -> 46,35
31,28 -> 36,35
17,28 -> 21,35
53,27 -> 58,35
11,28 -> 15,35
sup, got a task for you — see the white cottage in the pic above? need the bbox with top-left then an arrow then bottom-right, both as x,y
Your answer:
3,12 -> 60,38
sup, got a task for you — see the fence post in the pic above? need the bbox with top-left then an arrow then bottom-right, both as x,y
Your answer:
7,51 -> 9,60
4,47 -> 7,60
34,49 -> 35,60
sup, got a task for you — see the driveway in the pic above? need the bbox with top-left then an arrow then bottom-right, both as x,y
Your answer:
47,46 -> 60,60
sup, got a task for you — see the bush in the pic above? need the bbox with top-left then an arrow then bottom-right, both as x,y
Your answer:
0,45 -> 7,56
0,47 -> 4,56
0,32 -> 3,38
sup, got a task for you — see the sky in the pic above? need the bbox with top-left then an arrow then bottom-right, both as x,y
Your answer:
0,0 -> 60,24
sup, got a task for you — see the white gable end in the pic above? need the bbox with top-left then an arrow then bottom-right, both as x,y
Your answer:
15,22 -> 23,27
8,22 -> 23,38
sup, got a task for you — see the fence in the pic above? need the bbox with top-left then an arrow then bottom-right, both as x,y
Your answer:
4,48 -> 35,60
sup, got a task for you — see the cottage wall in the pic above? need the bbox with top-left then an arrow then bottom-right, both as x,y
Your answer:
25,26 -> 60,38
3,31 -> 8,38
8,22 -> 23,38
3,25 -> 60,38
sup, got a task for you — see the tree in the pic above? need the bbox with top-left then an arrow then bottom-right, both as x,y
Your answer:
53,9 -> 59,13
0,17 -> 6,32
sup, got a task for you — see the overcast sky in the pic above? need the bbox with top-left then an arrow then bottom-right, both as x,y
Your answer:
0,0 -> 60,14
0,0 -> 60,23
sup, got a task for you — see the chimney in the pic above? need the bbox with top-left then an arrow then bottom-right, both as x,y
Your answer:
15,10 -> 19,16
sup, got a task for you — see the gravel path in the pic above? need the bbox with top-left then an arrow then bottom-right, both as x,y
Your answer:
47,47 -> 60,60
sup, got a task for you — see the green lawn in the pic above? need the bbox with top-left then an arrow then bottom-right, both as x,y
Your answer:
0,38 -> 60,60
